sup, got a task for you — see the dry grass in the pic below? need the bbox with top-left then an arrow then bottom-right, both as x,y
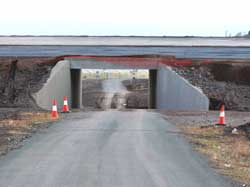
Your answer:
0,112 -> 57,128
182,126 -> 250,185
20,112 -> 57,125
0,111 -> 57,155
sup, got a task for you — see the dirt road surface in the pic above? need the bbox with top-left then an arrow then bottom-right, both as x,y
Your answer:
0,111 -> 235,187
101,79 -> 129,109
102,79 -> 129,93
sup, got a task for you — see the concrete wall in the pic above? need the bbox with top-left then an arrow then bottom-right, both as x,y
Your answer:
71,69 -> 82,108
156,66 -> 209,111
149,70 -> 157,109
32,60 -> 72,110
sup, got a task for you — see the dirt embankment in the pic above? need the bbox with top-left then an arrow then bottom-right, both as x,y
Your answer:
0,57 -> 62,108
122,79 -> 148,109
0,57 -> 62,156
82,80 -> 105,109
173,62 -> 250,111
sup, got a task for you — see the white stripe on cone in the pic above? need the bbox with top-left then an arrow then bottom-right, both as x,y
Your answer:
220,111 -> 225,117
52,105 -> 57,111
64,100 -> 68,105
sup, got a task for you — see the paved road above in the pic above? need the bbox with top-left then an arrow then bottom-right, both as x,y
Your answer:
1,36 -> 250,46
1,45 -> 250,59
0,111 -> 233,187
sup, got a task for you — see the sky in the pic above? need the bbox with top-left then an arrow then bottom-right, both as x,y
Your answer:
0,0 -> 249,36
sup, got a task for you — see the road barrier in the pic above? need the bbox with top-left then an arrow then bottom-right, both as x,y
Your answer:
217,105 -> 226,126
52,100 -> 59,119
62,96 -> 70,113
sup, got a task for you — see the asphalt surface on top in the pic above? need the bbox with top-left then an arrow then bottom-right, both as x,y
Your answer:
1,45 -> 250,59
1,36 -> 250,46
0,110 -> 234,187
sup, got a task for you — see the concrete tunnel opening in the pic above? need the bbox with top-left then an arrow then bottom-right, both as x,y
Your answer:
71,69 -> 82,109
76,68 -> 151,110
33,58 -> 209,111
70,66 -> 208,111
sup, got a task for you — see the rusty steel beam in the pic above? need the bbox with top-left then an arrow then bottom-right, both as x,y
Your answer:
64,55 -> 215,68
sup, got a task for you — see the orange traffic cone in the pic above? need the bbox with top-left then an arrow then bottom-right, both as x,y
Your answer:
62,96 -> 70,113
52,99 -> 59,119
217,105 -> 226,126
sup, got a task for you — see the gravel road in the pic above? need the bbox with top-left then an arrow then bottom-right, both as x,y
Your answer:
101,79 -> 129,109
0,110 -> 234,187
102,79 -> 129,93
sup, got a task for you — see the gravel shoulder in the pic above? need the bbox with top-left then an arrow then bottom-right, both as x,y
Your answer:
160,110 -> 250,186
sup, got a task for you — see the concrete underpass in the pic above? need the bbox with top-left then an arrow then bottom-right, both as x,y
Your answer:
1,37 -> 250,187
32,56 -> 209,111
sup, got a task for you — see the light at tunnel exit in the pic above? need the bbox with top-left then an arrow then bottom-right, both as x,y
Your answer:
81,69 -> 149,80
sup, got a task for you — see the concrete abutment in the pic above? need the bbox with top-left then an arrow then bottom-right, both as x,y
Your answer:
32,60 -> 72,110
71,69 -> 82,109
149,70 -> 157,109
156,66 -> 209,110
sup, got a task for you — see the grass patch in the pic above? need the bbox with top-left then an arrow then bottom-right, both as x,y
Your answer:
0,112 -> 57,128
0,111 -> 57,156
182,126 -> 250,185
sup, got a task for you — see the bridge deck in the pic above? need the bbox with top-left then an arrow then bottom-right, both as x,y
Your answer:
1,45 -> 250,59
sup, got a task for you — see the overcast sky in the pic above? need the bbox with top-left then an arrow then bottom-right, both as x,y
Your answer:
0,0 -> 249,36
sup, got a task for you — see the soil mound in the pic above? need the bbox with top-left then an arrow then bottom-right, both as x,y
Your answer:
0,57 -> 61,108
173,62 -> 250,111
237,122 -> 250,138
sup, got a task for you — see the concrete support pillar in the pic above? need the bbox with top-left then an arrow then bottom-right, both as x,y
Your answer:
149,69 -> 157,109
71,69 -> 82,109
